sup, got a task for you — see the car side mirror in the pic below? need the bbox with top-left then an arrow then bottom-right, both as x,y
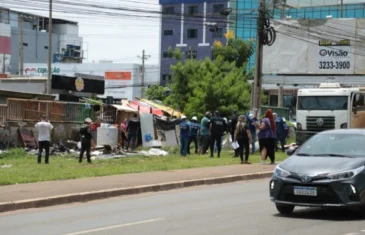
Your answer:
286,148 -> 296,156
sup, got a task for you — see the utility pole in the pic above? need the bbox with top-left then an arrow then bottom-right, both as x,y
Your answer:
252,0 -> 266,116
19,17 -> 24,76
138,50 -> 150,98
47,0 -> 53,94
340,0 -> 343,18
2,54 -> 6,74
278,1 -> 284,108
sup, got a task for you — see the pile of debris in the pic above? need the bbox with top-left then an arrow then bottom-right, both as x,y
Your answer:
26,140 -> 169,159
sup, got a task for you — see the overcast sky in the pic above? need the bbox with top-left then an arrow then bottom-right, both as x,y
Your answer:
1,0 -> 161,65
2,0 -> 365,65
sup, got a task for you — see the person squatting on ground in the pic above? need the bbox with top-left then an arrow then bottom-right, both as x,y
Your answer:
188,116 -> 200,154
229,110 -> 239,157
234,115 -> 252,164
125,114 -> 140,152
209,110 -> 227,158
79,118 -> 93,164
255,109 -> 276,165
199,112 -> 211,154
179,115 -> 190,157
35,115 -> 53,164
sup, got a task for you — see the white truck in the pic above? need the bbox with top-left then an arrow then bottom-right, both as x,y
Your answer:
295,83 -> 365,145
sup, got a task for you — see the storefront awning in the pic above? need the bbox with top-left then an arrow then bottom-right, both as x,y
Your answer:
140,99 -> 183,118
112,104 -> 138,112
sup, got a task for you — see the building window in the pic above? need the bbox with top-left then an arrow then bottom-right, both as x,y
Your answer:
163,30 -> 173,36
23,43 -> 28,46
187,5 -> 199,16
44,46 -> 49,49
163,7 -> 175,15
162,74 -> 172,81
162,52 -> 173,58
186,50 -> 197,59
213,4 -> 224,14
212,28 -> 224,38
187,29 -> 198,39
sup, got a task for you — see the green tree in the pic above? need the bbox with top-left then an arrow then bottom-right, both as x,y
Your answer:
164,37 -> 255,118
146,85 -> 167,101
212,37 -> 254,68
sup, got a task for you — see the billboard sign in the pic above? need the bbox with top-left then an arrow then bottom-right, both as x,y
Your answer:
24,67 -> 61,76
263,19 -> 365,75
105,71 -> 132,80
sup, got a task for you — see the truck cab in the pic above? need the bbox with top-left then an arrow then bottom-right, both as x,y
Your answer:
295,83 -> 365,145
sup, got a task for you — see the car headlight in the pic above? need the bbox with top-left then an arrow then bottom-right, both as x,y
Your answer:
328,166 -> 365,181
274,165 -> 291,178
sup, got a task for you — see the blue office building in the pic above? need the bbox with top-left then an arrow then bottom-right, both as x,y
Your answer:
159,0 -> 230,86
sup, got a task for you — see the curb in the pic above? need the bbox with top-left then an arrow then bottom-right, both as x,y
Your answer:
0,171 -> 273,213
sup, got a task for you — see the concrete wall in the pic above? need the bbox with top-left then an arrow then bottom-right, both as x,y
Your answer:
7,121 -> 82,147
0,79 -> 46,96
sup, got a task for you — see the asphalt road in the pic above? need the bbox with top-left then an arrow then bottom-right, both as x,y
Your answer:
2,179 -> 365,235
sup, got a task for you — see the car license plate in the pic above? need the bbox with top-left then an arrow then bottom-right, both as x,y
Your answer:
293,186 -> 317,196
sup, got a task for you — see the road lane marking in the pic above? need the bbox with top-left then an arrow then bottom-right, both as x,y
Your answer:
61,218 -> 165,235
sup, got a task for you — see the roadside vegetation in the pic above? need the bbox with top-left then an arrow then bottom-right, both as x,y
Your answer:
0,148 -> 288,185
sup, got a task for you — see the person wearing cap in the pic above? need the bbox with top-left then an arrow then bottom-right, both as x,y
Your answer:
274,113 -> 286,152
188,116 -> 200,154
282,117 -> 289,143
35,115 -> 53,164
125,113 -> 140,152
179,115 -> 190,157
199,111 -> 211,154
246,112 -> 258,154
209,110 -> 227,158
79,118 -> 93,163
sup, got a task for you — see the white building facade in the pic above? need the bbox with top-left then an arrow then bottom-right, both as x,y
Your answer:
23,63 -> 159,101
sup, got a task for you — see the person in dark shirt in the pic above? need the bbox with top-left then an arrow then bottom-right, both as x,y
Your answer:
188,116 -> 200,154
246,112 -> 258,154
179,115 -> 190,157
209,110 -> 227,158
229,110 -> 239,157
79,118 -> 93,163
274,113 -> 286,152
125,113 -> 140,152
234,115 -> 252,164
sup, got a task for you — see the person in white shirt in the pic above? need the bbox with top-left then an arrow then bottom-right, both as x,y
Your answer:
35,115 -> 54,164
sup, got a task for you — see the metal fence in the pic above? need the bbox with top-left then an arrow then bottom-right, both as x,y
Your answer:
0,105 -> 6,125
6,98 -> 96,123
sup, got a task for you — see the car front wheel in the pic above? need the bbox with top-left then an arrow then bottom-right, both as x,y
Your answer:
276,203 -> 295,214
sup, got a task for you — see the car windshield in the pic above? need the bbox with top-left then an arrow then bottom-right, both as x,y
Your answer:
297,133 -> 365,157
297,96 -> 348,110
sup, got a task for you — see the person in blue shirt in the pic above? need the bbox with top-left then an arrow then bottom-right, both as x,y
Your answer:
179,115 -> 190,157
188,116 -> 200,154
274,113 -> 286,152
246,112 -> 258,154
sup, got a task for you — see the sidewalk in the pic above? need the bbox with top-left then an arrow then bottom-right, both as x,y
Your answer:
0,164 -> 275,212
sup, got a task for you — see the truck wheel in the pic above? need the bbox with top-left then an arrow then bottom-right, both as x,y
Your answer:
276,203 -> 295,214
